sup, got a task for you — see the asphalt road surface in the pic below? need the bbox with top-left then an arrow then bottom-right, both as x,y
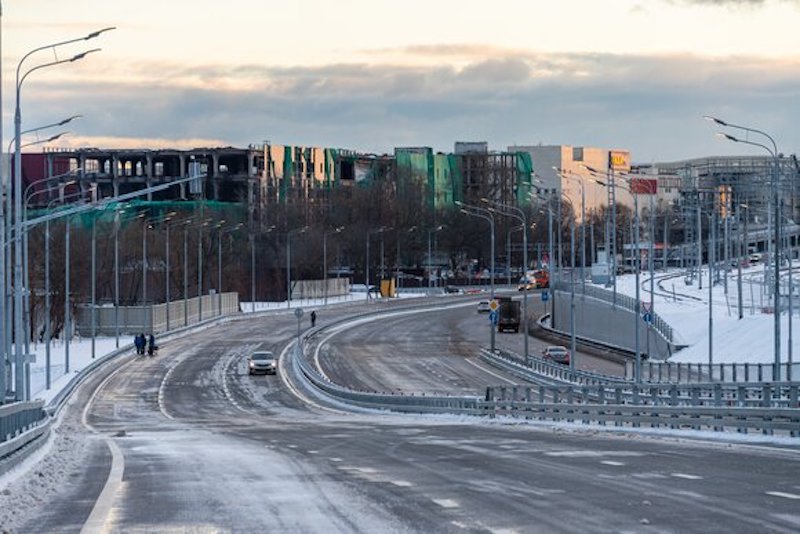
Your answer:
3,299 -> 799,533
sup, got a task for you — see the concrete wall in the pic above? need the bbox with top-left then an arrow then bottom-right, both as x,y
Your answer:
290,279 -> 350,301
75,292 -> 240,336
550,289 -> 673,360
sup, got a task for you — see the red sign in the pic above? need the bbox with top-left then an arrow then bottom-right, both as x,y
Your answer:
629,177 -> 658,195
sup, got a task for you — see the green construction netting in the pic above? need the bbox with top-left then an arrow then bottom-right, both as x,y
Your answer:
514,151 -> 534,206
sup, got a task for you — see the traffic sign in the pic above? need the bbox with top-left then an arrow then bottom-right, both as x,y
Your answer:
541,291 -> 549,302
642,302 -> 652,314
489,299 -> 499,312
488,310 -> 499,325
294,308 -> 304,319
643,312 -> 652,324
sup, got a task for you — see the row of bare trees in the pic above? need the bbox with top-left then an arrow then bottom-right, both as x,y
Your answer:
22,179 -> 682,341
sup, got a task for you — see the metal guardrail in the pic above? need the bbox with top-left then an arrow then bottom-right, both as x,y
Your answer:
294,308 -> 800,437
481,348 -> 800,408
484,385 -> 800,436
0,400 -> 49,469
630,360 -> 800,384
292,345 -> 482,414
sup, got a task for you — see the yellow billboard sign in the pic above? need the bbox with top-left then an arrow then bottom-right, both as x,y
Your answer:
609,150 -> 631,172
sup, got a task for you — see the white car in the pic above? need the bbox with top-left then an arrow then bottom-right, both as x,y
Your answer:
248,351 -> 277,375
477,301 -> 491,313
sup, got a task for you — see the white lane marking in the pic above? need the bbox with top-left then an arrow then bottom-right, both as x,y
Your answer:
80,438 -> 124,534
329,457 -> 342,462
278,340 -> 345,414
767,491 -> 800,500
672,473 -> 703,480
157,363 -> 178,420
601,461 -> 625,467
464,357 -> 517,385
433,498 -> 460,509
80,357 -> 133,534
545,451 -> 645,458
390,480 -> 413,487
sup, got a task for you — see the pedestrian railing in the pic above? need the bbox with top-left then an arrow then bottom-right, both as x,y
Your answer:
629,360 -> 800,384
292,331 -> 800,437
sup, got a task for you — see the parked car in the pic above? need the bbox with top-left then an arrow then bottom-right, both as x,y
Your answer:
749,253 -> 763,264
477,300 -> 491,313
542,345 -> 570,365
444,285 -> 462,294
248,350 -> 277,375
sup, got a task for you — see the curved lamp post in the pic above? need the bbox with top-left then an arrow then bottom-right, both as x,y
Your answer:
12,28 -> 112,401
287,226 -> 308,307
324,226 -> 344,305
481,198 -> 531,363
457,201 -> 496,351
710,116 -> 784,380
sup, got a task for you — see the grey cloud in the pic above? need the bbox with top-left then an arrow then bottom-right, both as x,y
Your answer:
23,51 -> 800,162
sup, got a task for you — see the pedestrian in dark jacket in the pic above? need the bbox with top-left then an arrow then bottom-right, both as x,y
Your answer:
310,310 -> 317,327
135,333 -> 145,355
148,334 -> 156,356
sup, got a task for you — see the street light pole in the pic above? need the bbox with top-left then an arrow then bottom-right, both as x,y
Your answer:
457,202 -> 496,351
324,226 -> 343,306
712,118 -> 782,380
482,199 -> 530,362
287,226 -> 307,307
427,225 -> 443,290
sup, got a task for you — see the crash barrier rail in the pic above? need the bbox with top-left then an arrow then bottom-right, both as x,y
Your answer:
482,348 -> 800,408
551,281 -> 674,343
292,345 -> 483,414
627,360 -> 800,384
0,400 -> 49,472
292,303 -> 800,437
484,385 -> 800,436
482,348 -> 629,387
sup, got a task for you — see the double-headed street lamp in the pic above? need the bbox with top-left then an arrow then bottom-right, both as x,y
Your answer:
287,226 -> 308,307
457,201 -> 496,352
709,116 -> 784,380
12,27 -> 113,400
365,226 -> 390,300
324,226 -> 344,305
481,198 -> 530,362
217,222 -> 243,315
427,225 -> 444,289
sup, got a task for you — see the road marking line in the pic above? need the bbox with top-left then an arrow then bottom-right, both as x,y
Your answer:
464,357 -> 516,385
80,438 -> 124,534
601,461 -> 625,467
329,457 -> 342,462
390,480 -> 413,487
767,491 -> 800,500
672,473 -> 703,480
433,498 -> 460,509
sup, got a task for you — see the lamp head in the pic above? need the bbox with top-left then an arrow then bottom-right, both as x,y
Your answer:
703,115 -> 728,126
86,27 -> 116,39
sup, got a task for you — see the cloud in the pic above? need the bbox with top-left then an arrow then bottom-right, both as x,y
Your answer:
22,49 -> 800,163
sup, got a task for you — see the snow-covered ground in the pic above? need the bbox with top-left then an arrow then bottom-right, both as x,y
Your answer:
604,264 -> 799,365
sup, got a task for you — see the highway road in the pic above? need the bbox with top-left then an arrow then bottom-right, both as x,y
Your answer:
2,298 -> 799,533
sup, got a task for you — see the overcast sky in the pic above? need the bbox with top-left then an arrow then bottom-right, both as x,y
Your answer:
4,0 -> 800,163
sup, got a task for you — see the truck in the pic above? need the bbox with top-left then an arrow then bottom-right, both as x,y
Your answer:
496,296 -> 521,333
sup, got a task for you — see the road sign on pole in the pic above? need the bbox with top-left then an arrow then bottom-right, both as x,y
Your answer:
643,312 -> 652,324
489,299 -> 499,312
541,291 -> 549,302
488,310 -> 499,325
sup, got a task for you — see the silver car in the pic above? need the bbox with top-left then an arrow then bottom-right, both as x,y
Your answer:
248,351 -> 277,375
